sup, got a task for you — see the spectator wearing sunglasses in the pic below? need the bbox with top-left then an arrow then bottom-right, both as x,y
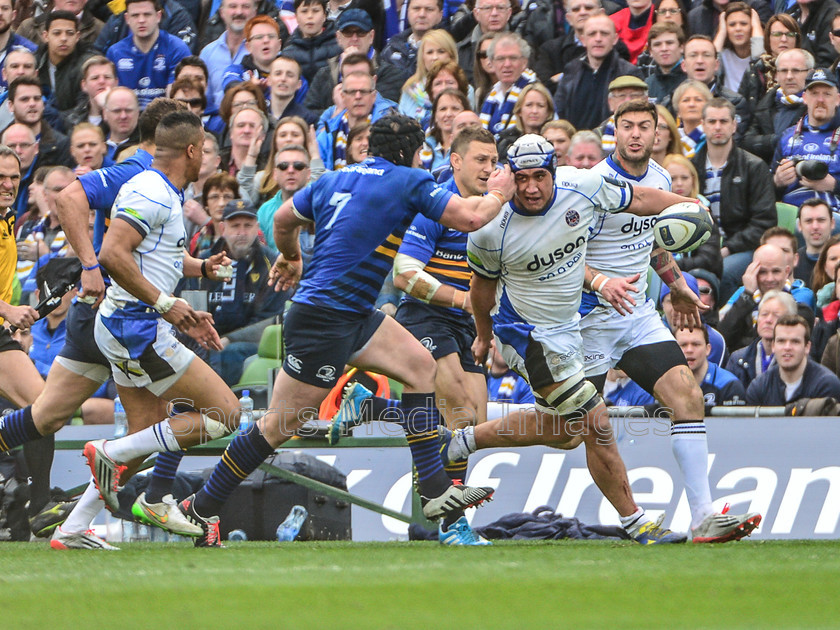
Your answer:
257,144 -> 316,253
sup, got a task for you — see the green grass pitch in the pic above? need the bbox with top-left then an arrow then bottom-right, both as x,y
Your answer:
2,540 -> 839,629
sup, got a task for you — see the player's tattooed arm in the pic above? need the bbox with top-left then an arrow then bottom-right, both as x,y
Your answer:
650,246 -> 681,287
651,246 -> 708,329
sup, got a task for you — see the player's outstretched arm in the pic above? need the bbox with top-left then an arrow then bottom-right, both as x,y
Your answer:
470,273 -> 498,365
54,179 -> 105,303
627,187 -> 698,217
650,247 -> 709,330
439,165 -> 515,232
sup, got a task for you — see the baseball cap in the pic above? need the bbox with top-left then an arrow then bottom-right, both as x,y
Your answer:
222,199 -> 257,220
805,68 -> 839,91
608,75 -> 649,92
337,8 -> 373,32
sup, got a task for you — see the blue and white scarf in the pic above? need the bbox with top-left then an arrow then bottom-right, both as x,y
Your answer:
479,69 -> 537,136
678,121 -> 705,158
333,111 -> 370,170
776,88 -> 804,108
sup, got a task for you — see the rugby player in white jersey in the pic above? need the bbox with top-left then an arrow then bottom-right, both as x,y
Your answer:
81,111 -> 248,547
463,134 -> 696,543
583,99 -> 761,543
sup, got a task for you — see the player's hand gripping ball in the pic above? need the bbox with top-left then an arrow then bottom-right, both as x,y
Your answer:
653,201 -> 714,253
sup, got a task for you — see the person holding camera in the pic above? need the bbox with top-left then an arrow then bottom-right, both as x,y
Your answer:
773,69 -> 840,216
691,97 -> 776,303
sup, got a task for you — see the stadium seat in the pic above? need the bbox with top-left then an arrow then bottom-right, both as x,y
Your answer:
233,325 -> 284,403
776,202 -> 797,233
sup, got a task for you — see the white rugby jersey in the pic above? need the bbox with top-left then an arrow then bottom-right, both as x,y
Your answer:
468,167 -> 633,328
105,169 -> 187,305
584,155 -> 671,313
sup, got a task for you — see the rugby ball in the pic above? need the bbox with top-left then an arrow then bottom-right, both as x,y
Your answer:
653,202 -> 713,253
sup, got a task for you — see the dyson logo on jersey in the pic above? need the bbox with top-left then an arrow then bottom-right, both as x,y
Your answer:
526,235 -> 587,271
620,216 -> 658,238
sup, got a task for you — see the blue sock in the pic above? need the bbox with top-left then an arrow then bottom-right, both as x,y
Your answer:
145,450 -> 185,503
399,393 -> 450,498
0,406 -> 42,452
361,396 -> 400,422
194,423 -> 274,516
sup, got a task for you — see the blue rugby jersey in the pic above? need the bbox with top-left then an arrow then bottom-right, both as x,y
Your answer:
107,31 -> 190,109
397,177 -> 470,315
291,157 -> 453,313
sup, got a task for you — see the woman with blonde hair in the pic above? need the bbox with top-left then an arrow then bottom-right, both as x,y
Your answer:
540,119 -> 576,166
652,105 -> 681,165
398,29 -> 460,123
673,80 -> 713,157
238,116 -> 325,205
497,83 -> 556,159
662,153 -> 723,278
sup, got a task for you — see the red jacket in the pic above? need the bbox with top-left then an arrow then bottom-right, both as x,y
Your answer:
610,7 -> 654,64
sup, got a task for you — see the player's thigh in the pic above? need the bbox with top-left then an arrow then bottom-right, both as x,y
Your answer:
351,315 -> 437,392
31,361 -> 104,432
0,348 -> 44,408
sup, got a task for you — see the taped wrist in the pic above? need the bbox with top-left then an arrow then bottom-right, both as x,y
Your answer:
394,253 -> 442,303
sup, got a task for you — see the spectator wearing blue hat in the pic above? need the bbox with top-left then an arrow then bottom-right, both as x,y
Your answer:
660,271 -> 729,367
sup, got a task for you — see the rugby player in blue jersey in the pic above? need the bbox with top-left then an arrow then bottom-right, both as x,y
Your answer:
168,114 -> 516,543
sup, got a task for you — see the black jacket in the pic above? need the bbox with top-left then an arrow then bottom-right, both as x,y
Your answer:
36,43 -> 95,113
95,0 -> 198,53
645,64 -> 687,105
554,49 -> 642,131
741,88 -> 806,164
34,120 -> 72,168
725,337 -> 765,391
719,290 -> 814,351
746,358 -> 840,405
691,143 -> 776,254
179,238 -> 288,337
282,22 -> 341,85
674,219 -> 724,279
788,0 -> 837,68
738,56 -> 773,117
535,29 -> 630,92
379,27 -> 421,91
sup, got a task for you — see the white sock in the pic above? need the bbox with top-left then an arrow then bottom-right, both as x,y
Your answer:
62,480 -> 105,533
450,426 -> 476,460
105,419 -> 182,461
620,506 -> 651,536
671,421 -> 714,529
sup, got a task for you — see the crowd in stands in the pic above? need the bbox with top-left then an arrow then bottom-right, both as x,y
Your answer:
8,0 -> 840,417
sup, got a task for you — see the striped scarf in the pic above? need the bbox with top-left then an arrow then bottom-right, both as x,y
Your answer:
776,88 -> 804,108
333,111 -> 371,170
601,116 -> 616,153
479,69 -> 537,136
678,121 -> 705,158
16,219 -> 69,284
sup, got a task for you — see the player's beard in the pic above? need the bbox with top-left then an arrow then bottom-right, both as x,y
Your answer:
617,142 -> 652,171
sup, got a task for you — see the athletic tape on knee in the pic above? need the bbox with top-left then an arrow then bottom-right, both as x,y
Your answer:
203,414 -> 229,439
545,375 -> 600,416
